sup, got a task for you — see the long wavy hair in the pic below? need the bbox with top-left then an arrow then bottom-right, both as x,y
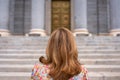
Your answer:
39,27 -> 82,80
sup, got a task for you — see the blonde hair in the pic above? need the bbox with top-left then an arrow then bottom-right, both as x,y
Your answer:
39,27 -> 82,80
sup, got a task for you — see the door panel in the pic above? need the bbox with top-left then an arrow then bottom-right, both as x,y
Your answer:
52,0 -> 70,32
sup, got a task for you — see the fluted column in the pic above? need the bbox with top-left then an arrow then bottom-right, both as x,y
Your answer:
0,0 -> 10,36
110,0 -> 120,36
29,0 -> 46,36
74,0 -> 89,36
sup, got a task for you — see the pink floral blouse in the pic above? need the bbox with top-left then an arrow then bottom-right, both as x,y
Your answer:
31,63 -> 89,80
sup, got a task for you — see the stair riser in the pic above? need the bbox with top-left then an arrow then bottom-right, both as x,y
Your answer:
0,60 -> 120,65
0,55 -> 120,59
89,77 -> 120,80
0,76 -> 119,80
88,68 -> 120,72
0,44 -> 120,46
0,47 -> 120,50
0,77 -> 30,80
0,67 -> 119,72
0,49 -> 119,52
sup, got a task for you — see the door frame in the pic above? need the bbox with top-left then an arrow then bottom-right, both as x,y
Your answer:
45,0 -> 75,35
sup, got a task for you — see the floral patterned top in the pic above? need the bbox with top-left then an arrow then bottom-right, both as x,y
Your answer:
31,63 -> 89,80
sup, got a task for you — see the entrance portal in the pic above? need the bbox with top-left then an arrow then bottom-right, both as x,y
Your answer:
51,0 -> 70,32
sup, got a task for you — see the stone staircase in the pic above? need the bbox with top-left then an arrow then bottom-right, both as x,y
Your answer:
0,36 -> 120,80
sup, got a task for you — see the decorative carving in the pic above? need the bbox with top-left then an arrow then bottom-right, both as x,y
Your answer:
52,1 -> 70,32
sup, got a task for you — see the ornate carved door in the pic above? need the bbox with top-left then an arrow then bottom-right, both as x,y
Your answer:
51,0 -> 70,32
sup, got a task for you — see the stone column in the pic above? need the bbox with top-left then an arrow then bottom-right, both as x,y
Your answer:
110,0 -> 120,36
74,0 -> 89,36
0,0 -> 10,36
29,0 -> 46,36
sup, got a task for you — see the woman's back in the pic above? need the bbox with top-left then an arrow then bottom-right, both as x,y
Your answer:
31,63 -> 88,80
31,27 -> 89,80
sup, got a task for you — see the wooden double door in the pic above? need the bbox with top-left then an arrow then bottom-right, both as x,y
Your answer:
51,0 -> 70,32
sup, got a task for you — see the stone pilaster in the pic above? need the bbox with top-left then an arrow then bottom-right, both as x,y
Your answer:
29,0 -> 46,36
0,0 -> 10,36
74,0 -> 89,36
110,0 -> 120,36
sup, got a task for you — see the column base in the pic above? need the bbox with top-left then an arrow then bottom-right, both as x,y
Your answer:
98,33 -> 110,36
110,29 -> 120,36
29,29 -> 46,36
73,29 -> 91,36
0,29 -> 10,36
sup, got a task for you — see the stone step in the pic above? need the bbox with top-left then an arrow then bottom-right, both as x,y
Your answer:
0,72 -> 119,80
0,48 -> 118,50
0,46 -> 120,50
0,48 -> 120,51
0,49 -> 120,51
81,59 -> 120,65
0,50 -> 120,54
0,53 -> 120,59
0,64 -> 119,72
0,36 -> 120,40
0,39 -> 118,44
0,45 -> 119,48
0,42 -> 120,45
88,72 -> 120,80
0,59 -> 120,65
86,65 -> 120,72
1,43 -> 120,45
0,38 -> 120,45
2,40 -> 119,42
0,72 -> 30,80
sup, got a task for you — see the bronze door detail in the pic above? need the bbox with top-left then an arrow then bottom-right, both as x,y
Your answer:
51,0 -> 70,32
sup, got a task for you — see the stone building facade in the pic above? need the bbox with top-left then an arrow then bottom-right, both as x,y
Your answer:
0,0 -> 120,36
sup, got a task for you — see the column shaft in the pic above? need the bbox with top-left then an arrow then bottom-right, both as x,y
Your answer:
0,0 -> 10,36
110,0 -> 120,36
74,0 -> 89,36
29,0 -> 46,36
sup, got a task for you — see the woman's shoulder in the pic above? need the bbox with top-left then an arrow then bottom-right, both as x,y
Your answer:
31,63 -> 50,80
81,65 -> 88,74
70,65 -> 89,80
32,63 -> 49,70
32,62 -> 50,73
31,64 -> 89,80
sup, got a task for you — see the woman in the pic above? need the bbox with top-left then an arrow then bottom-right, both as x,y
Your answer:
31,27 -> 89,80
